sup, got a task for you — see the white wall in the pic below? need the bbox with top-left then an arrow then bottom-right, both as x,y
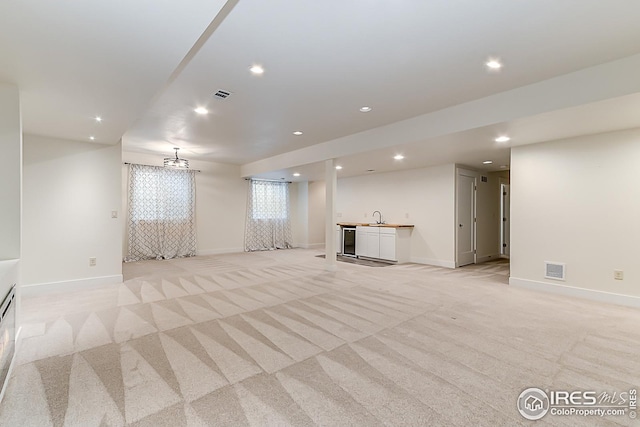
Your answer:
22,135 -> 122,287
307,181 -> 326,248
0,84 -> 22,262
289,182 -> 308,247
122,151 -> 247,256
290,180 -> 325,249
510,128 -> 640,301
476,170 -> 509,262
337,164 -> 456,267
292,182 -> 309,247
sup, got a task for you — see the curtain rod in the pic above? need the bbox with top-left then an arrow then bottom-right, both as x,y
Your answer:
245,178 -> 292,183
123,162 -> 201,172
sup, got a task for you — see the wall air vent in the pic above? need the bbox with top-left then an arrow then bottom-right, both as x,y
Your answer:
213,89 -> 232,100
544,261 -> 566,281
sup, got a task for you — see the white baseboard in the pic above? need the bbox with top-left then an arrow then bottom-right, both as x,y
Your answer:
296,243 -> 324,250
21,274 -> 123,297
198,247 -> 316,254
197,247 -> 244,256
509,277 -> 640,309
477,253 -> 501,263
410,257 -> 456,269
0,326 -> 21,404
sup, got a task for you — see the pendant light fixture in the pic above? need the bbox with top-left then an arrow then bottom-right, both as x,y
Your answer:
164,148 -> 189,169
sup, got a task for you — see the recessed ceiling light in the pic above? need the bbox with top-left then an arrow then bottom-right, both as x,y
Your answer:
95,116 -> 102,123
495,136 -> 511,143
335,165 -> 343,170
293,173 -> 301,177
359,106 -> 372,113
249,65 -> 264,74
194,107 -> 209,115
293,131 -> 303,136
485,59 -> 502,70
393,154 -> 404,160
483,160 -> 493,165
89,136 -> 95,141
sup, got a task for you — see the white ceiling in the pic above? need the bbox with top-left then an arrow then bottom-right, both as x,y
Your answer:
2,0 -> 640,179
256,92 -> 640,181
0,0 -> 229,144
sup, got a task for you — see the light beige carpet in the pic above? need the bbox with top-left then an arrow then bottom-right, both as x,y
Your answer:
1,249 -> 639,426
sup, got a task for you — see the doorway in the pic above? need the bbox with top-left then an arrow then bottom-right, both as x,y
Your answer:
500,181 -> 510,257
456,168 -> 477,267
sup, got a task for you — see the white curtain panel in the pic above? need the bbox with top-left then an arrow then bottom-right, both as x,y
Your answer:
245,180 -> 293,251
126,164 -> 197,261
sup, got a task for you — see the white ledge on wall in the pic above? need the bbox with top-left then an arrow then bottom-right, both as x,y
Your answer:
509,277 -> 640,309
0,259 -> 20,281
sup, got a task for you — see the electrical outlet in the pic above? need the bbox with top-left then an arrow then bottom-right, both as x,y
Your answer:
337,212 -> 342,218
364,213 -> 367,217
614,270 -> 624,280
89,257 -> 97,267
111,210 -> 118,218
405,212 -> 409,219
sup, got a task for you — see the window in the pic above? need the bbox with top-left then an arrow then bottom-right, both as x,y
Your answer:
245,180 -> 292,251
126,164 -> 197,261
250,180 -> 289,220
130,166 -> 193,221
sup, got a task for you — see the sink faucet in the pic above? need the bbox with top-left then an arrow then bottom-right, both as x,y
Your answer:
372,210 -> 382,224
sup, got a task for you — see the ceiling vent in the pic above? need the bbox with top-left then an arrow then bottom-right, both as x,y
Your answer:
213,89 -> 232,100
544,261 -> 566,281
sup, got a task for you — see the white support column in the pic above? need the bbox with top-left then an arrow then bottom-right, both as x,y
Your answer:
324,159 -> 337,271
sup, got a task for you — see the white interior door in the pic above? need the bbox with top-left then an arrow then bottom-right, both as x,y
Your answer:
501,183 -> 510,257
456,171 -> 476,267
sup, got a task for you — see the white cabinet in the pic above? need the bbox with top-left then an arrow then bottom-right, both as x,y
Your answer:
355,226 -> 381,259
379,229 -> 396,261
355,227 -> 368,257
366,232 -> 380,258
356,226 -> 379,258
355,226 -> 412,263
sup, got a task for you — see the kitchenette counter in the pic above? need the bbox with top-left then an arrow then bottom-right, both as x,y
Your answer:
337,222 -> 414,228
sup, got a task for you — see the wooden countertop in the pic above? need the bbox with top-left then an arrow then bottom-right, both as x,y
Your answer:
337,222 -> 414,228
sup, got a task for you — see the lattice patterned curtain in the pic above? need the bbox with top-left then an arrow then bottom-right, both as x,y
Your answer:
245,180 -> 292,251
125,164 -> 197,261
